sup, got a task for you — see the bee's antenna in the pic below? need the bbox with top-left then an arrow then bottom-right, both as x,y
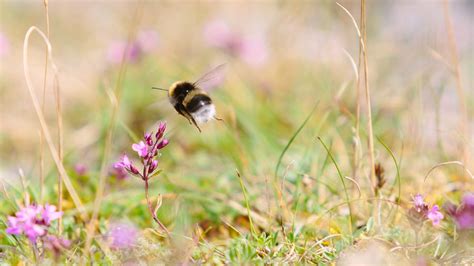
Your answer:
214,116 -> 224,122
152,87 -> 168,92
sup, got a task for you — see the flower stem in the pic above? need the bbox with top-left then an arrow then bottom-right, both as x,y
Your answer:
144,178 -> 170,237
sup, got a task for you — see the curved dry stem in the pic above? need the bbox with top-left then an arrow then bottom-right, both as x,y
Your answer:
23,26 -> 85,214
344,176 -> 361,198
342,48 -> 359,81
424,161 -> 473,182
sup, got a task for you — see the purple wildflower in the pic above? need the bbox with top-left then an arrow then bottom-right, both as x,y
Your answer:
132,141 -> 148,158
427,205 -> 444,226
113,122 -> 170,234
107,222 -> 139,250
408,194 -> 443,228
6,204 -> 62,243
413,194 -> 425,210
114,122 -> 169,180
444,193 -> 474,230
74,163 -> 87,176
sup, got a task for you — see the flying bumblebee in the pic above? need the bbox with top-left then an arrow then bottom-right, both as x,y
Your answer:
153,64 -> 225,132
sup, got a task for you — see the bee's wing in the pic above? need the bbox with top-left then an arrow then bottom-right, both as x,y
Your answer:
193,63 -> 227,92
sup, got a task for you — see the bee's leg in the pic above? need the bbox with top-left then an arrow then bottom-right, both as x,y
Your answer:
175,103 -> 201,132
214,116 -> 224,122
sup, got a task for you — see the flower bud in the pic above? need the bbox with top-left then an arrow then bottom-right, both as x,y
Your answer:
157,139 -> 169,149
130,165 -> 140,175
149,160 -> 158,173
144,132 -> 153,146
155,122 -> 166,139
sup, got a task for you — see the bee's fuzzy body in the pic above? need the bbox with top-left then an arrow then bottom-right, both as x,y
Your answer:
168,81 -> 216,131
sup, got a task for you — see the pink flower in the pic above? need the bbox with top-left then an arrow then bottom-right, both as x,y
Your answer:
110,166 -> 129,180
6,204 -> 62,243
74,163 -> 87,176
412,194 -> 425,210
43,235 -> 71,258
427,205 -> 444,226
0,32 -> 9,58
136,30 -> 159,52
106,41 -> 142,65
114,122 -> 169,180
238,36 -> 268,66
445,193 -> 474,230
132,141 -> 148,158
203,20 -> 234,49
114,154 -> 132,169
42,204 -> 62,225
107,222 -> 139,249
203,20 -> 268,67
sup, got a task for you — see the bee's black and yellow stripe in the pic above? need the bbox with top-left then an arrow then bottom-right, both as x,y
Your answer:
168,81 -> 213,132
169,81 -> 212,113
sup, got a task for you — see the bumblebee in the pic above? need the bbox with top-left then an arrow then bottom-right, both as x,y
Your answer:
153,64 -> 225,132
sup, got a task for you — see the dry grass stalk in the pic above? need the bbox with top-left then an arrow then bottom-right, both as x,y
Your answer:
23,26 -> 85,214
442,0 -> 471,176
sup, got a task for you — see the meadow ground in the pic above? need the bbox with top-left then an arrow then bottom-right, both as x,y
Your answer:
0,1 -> 473,264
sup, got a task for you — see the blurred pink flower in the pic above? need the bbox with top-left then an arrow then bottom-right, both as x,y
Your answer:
445,193 -> 474,230
203,20 -> 234,49
74,163 -> 87,176
412,194 -> 425,210
0,32 -> 9,58
427,205 -> 443,226
238,36 -> 268,66
106,41 -> 142,65
114,154 -> 139,175
203,20 -> 268,66
6,204 -> 62,242
106,29 -> 159,65
43,235 -> 71,257
110,166 -> 129,180
137,30 -> 159,52
107,222 -> 139,249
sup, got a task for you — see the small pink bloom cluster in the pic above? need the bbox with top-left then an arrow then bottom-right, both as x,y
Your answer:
107,222 -> 139,250
106,29 -> 159,65
445,193 -> 474,230
408,194 -> 444,227
6,204 -> 62,242
203,20 -> 268,67
114,122 -> 169,180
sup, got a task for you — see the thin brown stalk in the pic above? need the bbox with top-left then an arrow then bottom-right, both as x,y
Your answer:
39,0 -> 50,204
145,179 -> 170,236
84,1 -> 145,252
53,75 -> 63,233
353,7 -> 363,186
442,0 -> 471,174
23,26 -> 85,215
336,1 -> 375,195
360,0 -> 376,194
